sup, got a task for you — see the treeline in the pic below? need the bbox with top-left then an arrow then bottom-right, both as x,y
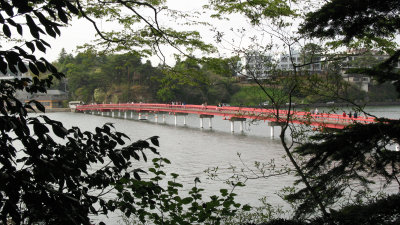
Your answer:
54,49 -> 241,105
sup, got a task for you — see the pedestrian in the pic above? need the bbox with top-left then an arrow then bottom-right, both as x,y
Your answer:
314,108 -> 318,114
348,111 -> 352,118
354,111 -> 358,118
342,111 -> 346,117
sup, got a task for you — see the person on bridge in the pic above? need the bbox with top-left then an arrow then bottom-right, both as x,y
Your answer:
342,111 -> 346,117
353,111 -> 358,118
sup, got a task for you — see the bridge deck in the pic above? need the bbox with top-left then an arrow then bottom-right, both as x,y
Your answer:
76,103 -> 375,129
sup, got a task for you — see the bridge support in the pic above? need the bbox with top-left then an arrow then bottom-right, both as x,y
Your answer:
124,111 -> 127,119
118,111 -> 121,117
155,114 -> 158,123
183,115 -> 187,125
268,122 -> 285,138
145,113 -> 149,120
131,111 -> 133,119
199,115 -> 214,129
174,115 -> 177,126
101,111 -> 104,116
230,117 -> 246,133
138,113 -> 142,120
163,114 -> 166,123
112,111 -> 115,118
91,111 -> 94,115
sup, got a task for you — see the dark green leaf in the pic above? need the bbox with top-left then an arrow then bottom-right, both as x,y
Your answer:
28,62 -> 39,75
150,136 -> 160,146
3,24 -> 11,38
35,61 -> 47,72
26,42 -> 35,53
57,8 -> 69,23
17,61 -> 27,73
35,41 -> 46,53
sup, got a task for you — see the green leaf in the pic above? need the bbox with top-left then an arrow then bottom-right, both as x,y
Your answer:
181,197 -> 193,204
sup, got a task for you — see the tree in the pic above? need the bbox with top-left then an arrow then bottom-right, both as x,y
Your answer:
285,0 -> 400,222
0,1 -> 249,224
205,0 -> 400,223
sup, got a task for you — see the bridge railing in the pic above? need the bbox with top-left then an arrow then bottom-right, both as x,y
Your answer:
76,103 -> 376,125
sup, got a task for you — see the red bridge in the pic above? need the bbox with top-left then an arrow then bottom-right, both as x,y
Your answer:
75,103 -> 375,132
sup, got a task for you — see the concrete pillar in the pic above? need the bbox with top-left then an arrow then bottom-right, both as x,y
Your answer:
155,114 -> 158,123
118,111 -> 121,117
174,115 -> 177,126
145,113 -> 149,120
138,113 -> 142,120
209,118 -> 212,128
183,115 -> 187,125
112,111 -> 115,117
240,121 -> 244,132
124,111 -> 127,119
200,118 -> 204,128
230,121 -> 234,133
270,126 -> 274,138
91,111 -> 94,115
131,111 -> 133,119
163,114 -> 166,123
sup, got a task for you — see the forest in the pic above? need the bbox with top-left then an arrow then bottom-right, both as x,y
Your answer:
54,48 -> 398,107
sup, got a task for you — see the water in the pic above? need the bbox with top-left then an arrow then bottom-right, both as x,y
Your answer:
42,106 -> 400,224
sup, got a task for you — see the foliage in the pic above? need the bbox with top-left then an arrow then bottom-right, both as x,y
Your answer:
115,157 -> 251,225
0,0 -> 249,224
299,0 -> 400,51
58,52 -> 240,104
205,0 -> 298,25
287,0 -> 400,222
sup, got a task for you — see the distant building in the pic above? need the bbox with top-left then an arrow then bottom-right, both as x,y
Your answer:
237,51 -> 274,79
278,49 -> 323,73
0,64 -> 68,108
26,89 -> 68,108
340,49 -> 400,92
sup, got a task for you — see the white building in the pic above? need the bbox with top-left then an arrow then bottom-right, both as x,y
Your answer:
278,50 -> 323,72
237,51 -> 274,79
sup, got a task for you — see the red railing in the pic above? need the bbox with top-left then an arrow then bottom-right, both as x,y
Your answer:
76,103 -> 376,129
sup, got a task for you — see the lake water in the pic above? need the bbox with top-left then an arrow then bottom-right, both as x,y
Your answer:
43,105 -> 400,224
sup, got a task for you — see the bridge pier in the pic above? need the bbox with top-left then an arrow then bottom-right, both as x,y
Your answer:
155,114 -> 158,123
124,111 -> 127,119
163,114 -> 166,123
174,115 -> 177,126
112,111 -> 115,118
118,111 -> 121,118
183,115 -> 187,125
199,115 -> 214,129
138,113 -> 142,120
145,113 -> 149,120
131,111 -> 133,119
230,117 -> 246,133
268,122 -> 285,138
